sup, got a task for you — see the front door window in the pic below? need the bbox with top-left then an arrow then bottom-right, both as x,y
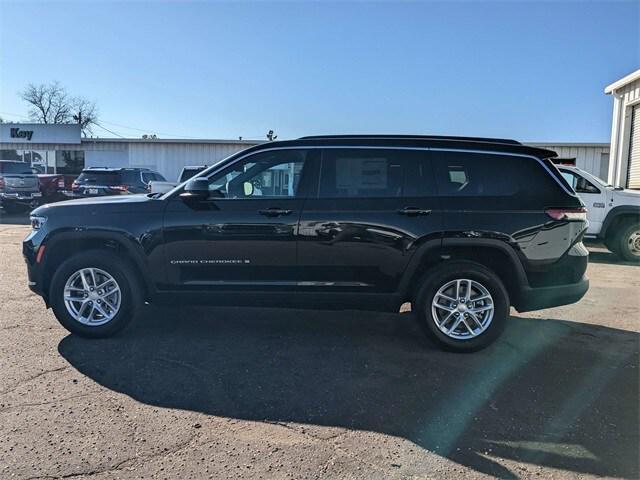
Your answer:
207,150 -> 307,199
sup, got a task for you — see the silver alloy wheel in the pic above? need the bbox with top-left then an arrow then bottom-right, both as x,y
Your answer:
63,268 -> 122,326
431,278 -> 494,340
627,229 -> 640,257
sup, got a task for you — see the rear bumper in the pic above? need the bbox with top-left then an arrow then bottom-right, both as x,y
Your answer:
514,275 -> 589,312
0,192 -> 42,203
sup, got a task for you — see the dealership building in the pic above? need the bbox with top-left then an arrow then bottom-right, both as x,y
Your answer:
1,123 -> 610,182
605,69 -> 640,190
0,123 -> 261,181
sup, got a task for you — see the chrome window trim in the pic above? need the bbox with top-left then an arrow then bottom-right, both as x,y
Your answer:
165,145 -> 575,199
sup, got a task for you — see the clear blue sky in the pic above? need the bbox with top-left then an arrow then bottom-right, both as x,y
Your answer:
0,1 -> 638,142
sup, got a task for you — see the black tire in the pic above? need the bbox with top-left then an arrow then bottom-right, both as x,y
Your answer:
49,250 -> 142,338
616,222 -> 640,262
604,237 -> 620,257
414,261 -> 509,352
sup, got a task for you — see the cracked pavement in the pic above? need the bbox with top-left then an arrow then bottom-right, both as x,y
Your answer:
0,223 -> 638,479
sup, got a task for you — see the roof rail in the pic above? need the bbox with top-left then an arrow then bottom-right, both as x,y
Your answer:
298,134 -> 522,146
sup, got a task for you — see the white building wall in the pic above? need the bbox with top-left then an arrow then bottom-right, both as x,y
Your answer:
606,73 -> 640,187
127,141 -> 257,181
526,143 -> 610,179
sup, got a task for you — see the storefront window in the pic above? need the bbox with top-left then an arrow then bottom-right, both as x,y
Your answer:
55,150 -> 85,174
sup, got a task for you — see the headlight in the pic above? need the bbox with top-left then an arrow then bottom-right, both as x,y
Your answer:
30,215 -> 47,230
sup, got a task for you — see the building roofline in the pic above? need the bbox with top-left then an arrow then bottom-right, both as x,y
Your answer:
80,137 -> 264,145
604,69 -> 640,94
526,142 -> 610,147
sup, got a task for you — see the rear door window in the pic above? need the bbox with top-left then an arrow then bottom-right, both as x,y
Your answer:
318,149 -> 432,198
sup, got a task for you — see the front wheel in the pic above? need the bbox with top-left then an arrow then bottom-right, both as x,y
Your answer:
49,250 -> 142,338
414,262 -> 509,352
617,223 -> 640,262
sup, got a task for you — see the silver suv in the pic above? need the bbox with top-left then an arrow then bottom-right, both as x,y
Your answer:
0,161 -> 41,213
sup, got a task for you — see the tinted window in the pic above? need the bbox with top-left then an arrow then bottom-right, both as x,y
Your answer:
76,171 -> 121,185
141,172 -> 155,184
122,171 -> 143,184
432,152 -> 558,197
0,162 -> 33,174
155,172 -> 166,181
208,149 -> 309,199
319,149 -> 431,198
179,167 -> 205,182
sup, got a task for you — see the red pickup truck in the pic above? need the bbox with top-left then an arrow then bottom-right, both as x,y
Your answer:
37,174 -> 77,203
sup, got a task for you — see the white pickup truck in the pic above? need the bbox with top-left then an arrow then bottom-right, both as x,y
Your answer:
557,165 -> 640,261
149,165 -> 207,194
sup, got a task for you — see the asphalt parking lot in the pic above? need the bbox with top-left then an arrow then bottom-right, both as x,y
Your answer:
0,221 -> 638,479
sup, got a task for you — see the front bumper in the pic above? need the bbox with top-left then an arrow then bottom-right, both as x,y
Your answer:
514,275 -> 589,312
23,230 -> 46,299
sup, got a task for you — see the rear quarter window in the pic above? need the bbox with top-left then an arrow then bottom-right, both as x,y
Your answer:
431,151 -> 569,201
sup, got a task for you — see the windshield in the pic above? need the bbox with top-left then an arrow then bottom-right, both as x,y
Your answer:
0,162 -> 33,174
581,170 -> 610,187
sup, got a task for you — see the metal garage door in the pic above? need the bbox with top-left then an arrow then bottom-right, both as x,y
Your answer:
628,104 -> 640,189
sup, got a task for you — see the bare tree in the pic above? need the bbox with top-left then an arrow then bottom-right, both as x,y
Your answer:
70,97 -> 98,136
20,82 -> 98,136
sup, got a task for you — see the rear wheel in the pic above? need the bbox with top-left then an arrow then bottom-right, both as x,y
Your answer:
49,250 -> 142,337
414,262 -> 509,352
617,223 -> 640,262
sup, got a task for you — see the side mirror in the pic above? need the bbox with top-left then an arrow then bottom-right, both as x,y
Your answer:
180,178 -> 210,200
243,181 -> 254,196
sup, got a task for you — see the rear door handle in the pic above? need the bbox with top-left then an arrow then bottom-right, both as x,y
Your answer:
258,208 -> 293,217
397,207 -> 432,216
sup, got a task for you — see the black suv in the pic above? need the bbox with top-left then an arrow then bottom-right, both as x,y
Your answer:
24,135 -> 589,351
69,167 -> 166,197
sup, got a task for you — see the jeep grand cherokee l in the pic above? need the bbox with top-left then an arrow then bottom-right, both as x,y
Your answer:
23,135 -> 589,351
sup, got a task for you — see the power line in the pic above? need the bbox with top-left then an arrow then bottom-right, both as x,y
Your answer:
98,119 -> 200,139
91,122 -> 125,138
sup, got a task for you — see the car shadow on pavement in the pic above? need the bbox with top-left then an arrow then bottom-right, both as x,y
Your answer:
58,307 -> 639,479
0,211 -> 30,225
587,250 -> 639,267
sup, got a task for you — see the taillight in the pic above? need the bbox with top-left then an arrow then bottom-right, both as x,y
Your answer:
110,185 -> 129,192
545,207 -> 587,221
57,177 -> 65,188
0,176 -> 5,189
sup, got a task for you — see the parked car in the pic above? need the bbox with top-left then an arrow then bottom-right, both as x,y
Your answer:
24,135 -> 589,351
148,165 -> 207,194
0,160 -> 42,213
38,174 -> 78,203
68,167 -> 166,198
556,165 -> 640,261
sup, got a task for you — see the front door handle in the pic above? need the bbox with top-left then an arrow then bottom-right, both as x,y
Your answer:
397,207 -> 432,216
258,208 -> 293,217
